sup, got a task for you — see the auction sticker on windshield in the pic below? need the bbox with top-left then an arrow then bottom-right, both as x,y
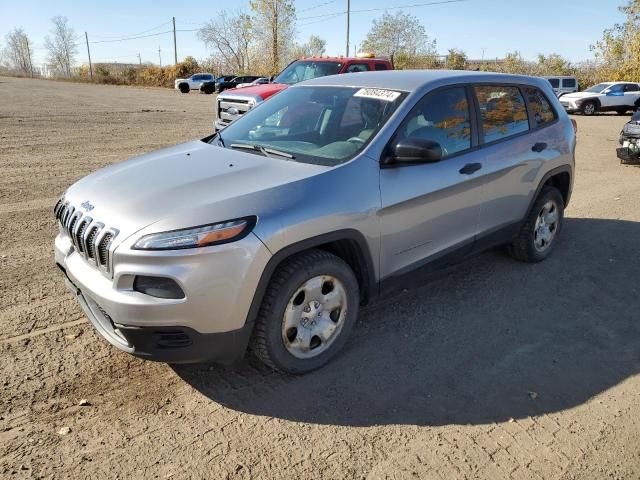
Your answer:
354,88 -> 401,102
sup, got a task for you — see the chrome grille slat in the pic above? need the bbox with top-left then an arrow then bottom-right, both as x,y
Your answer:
54,200 -> 118,276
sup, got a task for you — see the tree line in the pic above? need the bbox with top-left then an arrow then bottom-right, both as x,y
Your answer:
1,0 -> 638,89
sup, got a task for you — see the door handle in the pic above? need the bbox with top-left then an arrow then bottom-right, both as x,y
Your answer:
532,142 -> 548,152
459,163 -> 482,175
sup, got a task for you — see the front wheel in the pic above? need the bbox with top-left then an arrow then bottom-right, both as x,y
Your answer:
251,249 -> 359,374
178,83 -> 189,94
581,101 -> 597,116
508,186 -> 564,263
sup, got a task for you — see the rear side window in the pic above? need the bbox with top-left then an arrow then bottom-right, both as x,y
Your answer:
548,79 -> 560,88
346,63 -> 369,73
400,87 -> 472,158
475,86 -> 529,143
523,87 -> 556,128
562,78 -> 576,88
375,63 -> 389,71
625,84 -> 639,92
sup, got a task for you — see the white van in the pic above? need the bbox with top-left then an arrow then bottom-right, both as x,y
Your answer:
544,76 -> 579,97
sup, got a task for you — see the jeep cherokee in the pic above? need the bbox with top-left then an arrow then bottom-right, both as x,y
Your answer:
54,71 -> 575,374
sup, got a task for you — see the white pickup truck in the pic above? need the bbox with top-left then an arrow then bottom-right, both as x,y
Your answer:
174,73 -> 215,94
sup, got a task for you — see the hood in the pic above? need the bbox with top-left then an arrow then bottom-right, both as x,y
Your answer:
63,140 -> 329,243
560,91 -> 598,100
223,83 -> 288,100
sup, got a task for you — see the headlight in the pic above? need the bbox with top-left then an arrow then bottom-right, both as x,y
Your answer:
133,217 -> 255,251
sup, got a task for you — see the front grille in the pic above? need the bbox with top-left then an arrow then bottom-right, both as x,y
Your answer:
217,96 -> 256,124
54,199 -> 119,275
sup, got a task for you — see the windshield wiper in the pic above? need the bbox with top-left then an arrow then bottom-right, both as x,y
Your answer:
216,132 -> 225,147
230,143 -> 295,160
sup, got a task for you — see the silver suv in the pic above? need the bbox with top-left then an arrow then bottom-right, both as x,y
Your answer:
54,71 -> 575,374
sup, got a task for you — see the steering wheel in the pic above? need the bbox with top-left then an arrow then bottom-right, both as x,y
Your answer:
346,136 -> 366,145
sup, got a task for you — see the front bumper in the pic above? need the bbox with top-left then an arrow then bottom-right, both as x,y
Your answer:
55,231 -> 271,363
560,101 -> 580,113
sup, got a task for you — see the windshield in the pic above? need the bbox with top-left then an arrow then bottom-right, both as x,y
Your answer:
213,86 -> 407,166
585,83 -> 611,93
274,61 -> 343,85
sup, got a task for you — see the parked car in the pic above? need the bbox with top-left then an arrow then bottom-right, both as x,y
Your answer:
54,71 -> 574,374
618,110 -> 640,165
214,54 -> 394,131
544,76 -> 578,97
200,75 -> 236,95
237,77 -> 270,88
215,75 -> 264,93
174,73 -> 215,93
559,81 -> 640,116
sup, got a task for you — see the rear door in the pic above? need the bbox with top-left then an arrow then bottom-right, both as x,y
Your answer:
473,84 -> 558,235
379,86 -> 483,278
623,83 -> 640,108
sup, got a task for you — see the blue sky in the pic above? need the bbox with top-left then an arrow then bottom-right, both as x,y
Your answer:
1,0 -> 626,67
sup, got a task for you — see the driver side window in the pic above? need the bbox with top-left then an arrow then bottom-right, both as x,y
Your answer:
400,87 -> 472,158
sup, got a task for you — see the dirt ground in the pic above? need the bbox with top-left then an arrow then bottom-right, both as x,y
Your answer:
1,76 -> 639,479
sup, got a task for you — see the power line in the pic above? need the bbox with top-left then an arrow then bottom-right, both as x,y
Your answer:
90,20 -> 172,40
90,30 -> 173,44
298,0 -> 340,13
298,0 -> 467,20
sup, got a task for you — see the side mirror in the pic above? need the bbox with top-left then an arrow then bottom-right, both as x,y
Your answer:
389,138 -> 443,165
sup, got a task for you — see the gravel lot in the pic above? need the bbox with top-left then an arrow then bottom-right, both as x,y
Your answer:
1,76 -> 639,479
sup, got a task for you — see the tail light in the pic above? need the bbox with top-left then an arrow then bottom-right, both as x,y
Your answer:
571,118 -> 577,134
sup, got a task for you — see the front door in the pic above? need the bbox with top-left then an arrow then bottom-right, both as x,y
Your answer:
379,86 -> 483,278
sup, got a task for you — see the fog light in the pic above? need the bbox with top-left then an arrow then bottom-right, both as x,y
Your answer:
133,276 -> 185,299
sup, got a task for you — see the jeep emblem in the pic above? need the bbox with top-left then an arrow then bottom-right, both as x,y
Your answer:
81,200 -> 95,212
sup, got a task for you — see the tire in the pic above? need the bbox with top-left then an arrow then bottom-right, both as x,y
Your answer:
251,249 -> 360,374
508,186 -> 564,263
581,101 -> 597,116
178,83 -> 189,94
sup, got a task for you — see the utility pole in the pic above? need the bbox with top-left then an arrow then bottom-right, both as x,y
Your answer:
158,46 -> 162,68
85,32 -> 93,80
345,0 -> 350,57
137,53 -> 142,65
172,17 -> 178,65
25,37 -> 33,78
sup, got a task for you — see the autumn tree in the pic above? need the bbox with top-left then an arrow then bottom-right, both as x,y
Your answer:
591,0 -> 640,81
446,49 -> 467,70
198,11 -> 253,74
250,0 -> 296,75
44,16 -> 77,77
536,53 -> 572,76
290,35 -> 326,59
360,11 -> 436,58
4,28 -> 33,75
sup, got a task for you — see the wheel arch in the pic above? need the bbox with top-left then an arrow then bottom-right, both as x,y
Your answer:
245,230 -> 377,329
527,166 -> 573,218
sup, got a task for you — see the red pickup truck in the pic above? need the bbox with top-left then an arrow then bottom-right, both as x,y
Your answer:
214,55 -> 393,131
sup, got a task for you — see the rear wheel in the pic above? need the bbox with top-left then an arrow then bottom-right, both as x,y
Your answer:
178,83 -> 189,94
508,186 -> 564,263
581,101 -> 597,116
251,249 -> 359,374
